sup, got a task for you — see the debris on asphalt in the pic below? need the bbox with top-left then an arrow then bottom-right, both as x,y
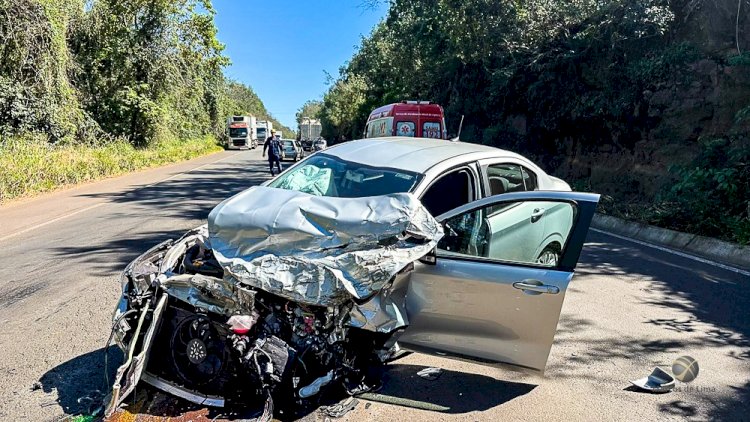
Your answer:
416,367 -> 443,381
357,392 -> 450,412
320,397 -> 359,418
630,367 -> 675,393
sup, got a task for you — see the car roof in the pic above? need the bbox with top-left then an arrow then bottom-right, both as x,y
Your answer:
323,137 -> 528,174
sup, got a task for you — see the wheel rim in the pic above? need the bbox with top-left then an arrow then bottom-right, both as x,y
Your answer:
537,250 -> 558,266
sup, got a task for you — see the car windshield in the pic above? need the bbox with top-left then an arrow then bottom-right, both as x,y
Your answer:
283,140 -> 294,148
268,154 -> 422,197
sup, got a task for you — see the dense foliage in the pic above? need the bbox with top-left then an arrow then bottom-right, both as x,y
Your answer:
0,0 -> 291,146
295,100 -> 323,125
321,0 -> 676,142
319,0 -> 750,243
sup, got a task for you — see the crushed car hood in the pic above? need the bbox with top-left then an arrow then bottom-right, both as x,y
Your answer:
207,186 -> 443,307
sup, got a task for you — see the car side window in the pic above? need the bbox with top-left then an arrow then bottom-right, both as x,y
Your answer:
521,166 -> 538,191
437,200 -> 576,267
486,163 -> 540,195
420,168 -> 476,217
486,164 -> 525,195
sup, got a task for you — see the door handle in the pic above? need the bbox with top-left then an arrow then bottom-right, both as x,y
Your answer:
513,280 -> 560,294
531,207 -> 545,223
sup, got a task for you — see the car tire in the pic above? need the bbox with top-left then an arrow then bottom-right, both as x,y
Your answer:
536,246 -> 560,267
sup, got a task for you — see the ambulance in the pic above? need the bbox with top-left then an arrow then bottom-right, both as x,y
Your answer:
363,101 -> 447,139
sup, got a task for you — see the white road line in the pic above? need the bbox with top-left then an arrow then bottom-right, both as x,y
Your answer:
0,152 -> 241,242
590,227 -> 750,277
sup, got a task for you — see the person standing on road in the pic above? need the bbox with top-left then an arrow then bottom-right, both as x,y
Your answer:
262,130 -> 282,176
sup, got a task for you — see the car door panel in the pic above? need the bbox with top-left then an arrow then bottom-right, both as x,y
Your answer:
400,191 -> 599,373
402,260 -> 574,371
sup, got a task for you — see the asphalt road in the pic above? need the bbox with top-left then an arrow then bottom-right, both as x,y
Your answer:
0,148 -> 748,421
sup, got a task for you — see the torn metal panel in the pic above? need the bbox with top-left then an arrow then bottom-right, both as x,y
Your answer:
157,274 -> 255,316
106,293 -> 168,417
159,226 -> 209,274
349,268 -> 413,334
348,288 -> 408,333
208,186 -> 443,306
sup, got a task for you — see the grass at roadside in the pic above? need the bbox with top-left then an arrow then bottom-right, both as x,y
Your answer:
0,135 -> 223,204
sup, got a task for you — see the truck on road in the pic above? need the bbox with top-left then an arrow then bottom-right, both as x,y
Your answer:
226,116 -> 258,149
256,120 -> 273,145
299,118 -> 322,151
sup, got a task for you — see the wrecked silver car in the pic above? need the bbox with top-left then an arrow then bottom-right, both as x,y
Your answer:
106,138 -> 600,418
106,187 -> 442,416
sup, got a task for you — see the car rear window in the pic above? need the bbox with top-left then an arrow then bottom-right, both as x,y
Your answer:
422,122 -> 441,138
396,121 -> 415,137
268,154 -> 422,198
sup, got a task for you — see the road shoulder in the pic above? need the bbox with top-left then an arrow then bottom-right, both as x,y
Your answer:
592,213 -> 750,272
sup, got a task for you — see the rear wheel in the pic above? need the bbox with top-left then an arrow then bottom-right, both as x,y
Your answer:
536,246 -> 560,267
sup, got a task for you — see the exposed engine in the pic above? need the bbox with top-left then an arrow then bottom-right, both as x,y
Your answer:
110,233 -> 391,418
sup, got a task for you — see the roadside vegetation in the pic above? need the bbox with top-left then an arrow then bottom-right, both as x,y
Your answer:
0,135 -> 221,203
0,0 -> 292,203
318,0 -> 750,244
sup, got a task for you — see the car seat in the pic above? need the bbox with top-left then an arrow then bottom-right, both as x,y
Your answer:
489,176 -> 510,195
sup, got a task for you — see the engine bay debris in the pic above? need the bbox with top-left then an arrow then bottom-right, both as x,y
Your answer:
104,187 -> 442,418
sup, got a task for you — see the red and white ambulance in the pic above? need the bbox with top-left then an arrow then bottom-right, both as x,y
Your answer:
363,101 -> 447,139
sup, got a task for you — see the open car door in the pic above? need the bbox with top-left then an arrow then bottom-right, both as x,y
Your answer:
399,191 -> 599,373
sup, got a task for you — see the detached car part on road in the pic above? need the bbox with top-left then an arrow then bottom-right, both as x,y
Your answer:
106,138 -> 599,418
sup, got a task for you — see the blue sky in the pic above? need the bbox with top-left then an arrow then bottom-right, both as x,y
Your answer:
213,1 -> 388,129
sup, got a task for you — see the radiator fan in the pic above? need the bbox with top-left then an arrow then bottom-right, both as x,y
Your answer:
169,314 -> 229,387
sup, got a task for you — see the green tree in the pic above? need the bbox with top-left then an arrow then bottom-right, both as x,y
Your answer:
71,0 -> 227,146
0,0 -> 88,142
295,100 -> 323,125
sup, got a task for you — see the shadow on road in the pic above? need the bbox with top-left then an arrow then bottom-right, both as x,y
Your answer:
50,229 -> 188,277
578,232 -> 749,347
39,346 -> 122,416
376,363 -> 536,413
49,154 -> 283,278
77,154 -> 277,222
560,231 -> 750,420
108,363 -> 534,420
42,354 -> 535,421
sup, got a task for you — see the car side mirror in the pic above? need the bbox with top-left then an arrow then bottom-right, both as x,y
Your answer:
419,247 -> 437,265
